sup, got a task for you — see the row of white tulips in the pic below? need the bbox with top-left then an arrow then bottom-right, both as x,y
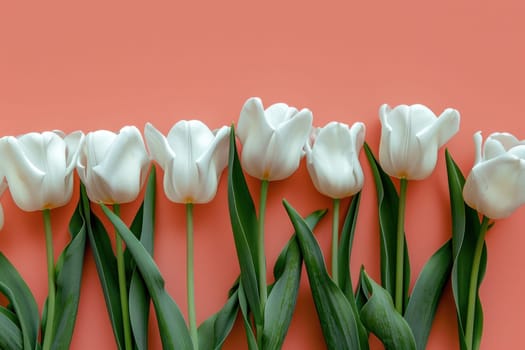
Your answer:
0,97 -> 521,227
0,96 -> 524,350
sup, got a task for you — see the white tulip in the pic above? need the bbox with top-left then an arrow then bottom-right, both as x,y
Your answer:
0,131 -> 84,212
463,132 -> 525,219
77,126 -> 150,204
379,104 -> 460,180
145,121 -> 230,204
237,97 -> 313,181
305,121 -> 366,199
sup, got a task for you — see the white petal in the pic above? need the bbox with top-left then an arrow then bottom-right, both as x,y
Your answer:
265,103 -> 297,128
264,108 -> 313,181
64,131 -> 85,174
144,122 -> 175,170
0,136 -> 46,211
92,126 -> 150,204
463,155 -> 525,219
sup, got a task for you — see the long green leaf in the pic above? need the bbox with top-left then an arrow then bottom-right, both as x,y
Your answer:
446,151 -> 485,350
227,127 -> 262,324
364,144 -> 410,311
0,306 -> 23,350
81,184 -> 125,350
238,284 -> 258,350
198,286 -> 240,350
129,166 -> 156,350
337,192 -> 369,350
284,200 -> 362,350
48,193 -> 88,350
0,253 -> 40,350
262,210 -> 326,350
359,270 -> 416,350
101,204 -> 193,350
404,240 -> 452,350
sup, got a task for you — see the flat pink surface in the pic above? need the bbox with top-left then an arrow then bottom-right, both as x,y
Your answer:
1,1 -> 524,349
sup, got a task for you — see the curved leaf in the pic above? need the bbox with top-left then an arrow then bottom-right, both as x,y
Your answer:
404,240 -> 452,350
359,270 -> 416,350
284,200 -> 362,350
198,287 -> 240,350
49,195 -> 88,350
0,253 -> 40,350
227,127 -> 261,324
446,151 -> 485,350
0,306 -> 23,350
129,166 -> 156,350
81,184 -> 125,350
101,204 -> 193,350
337,192 -> 369,349
263,210 -> 326,350
364,144 -> 410,312
238,284 -> 258,350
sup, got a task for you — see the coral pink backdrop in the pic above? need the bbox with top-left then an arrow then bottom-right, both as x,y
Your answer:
1,1 -> 524,349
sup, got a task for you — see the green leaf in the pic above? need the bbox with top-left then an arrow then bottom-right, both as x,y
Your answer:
446,151 -> 485,350
227,127 -> 262,324
48,192 -> 88,350
238,284 -> 258,350
198,283 -> 240,350
337,192 -> 369,350
129,166 -> 156,350
81,184 -> 126,350
263,209 -> 326,350
0,306 -> 23,350
359,270 -> 416,350
404,240 -> 453,350
101,204 -> 193,350
364,143 -> 410,312
0,253 -> 40,350
284,200 -> 362,350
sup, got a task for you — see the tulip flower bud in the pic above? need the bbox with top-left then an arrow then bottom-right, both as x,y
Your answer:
0,131 -> 84,212
463,132 -> 525,219
305,121 -> 366,199
145,120 -> 230,204
77,126 -> 150,204
379,103 -> 460,180
237,97 -> 313,181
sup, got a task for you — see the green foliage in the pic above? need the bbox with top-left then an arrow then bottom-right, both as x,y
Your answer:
446,150 -> 485,350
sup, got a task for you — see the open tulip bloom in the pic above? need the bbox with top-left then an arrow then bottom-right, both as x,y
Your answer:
145,120 -> 230,349
446,131 -> 525,350
236,97 -> 313,346
305,121 -> 365,282
0,130 -> 84,350
77,125 -> 150,350
377,103 -> 460,313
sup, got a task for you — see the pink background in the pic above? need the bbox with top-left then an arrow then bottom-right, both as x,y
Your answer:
1,1 -> 524,349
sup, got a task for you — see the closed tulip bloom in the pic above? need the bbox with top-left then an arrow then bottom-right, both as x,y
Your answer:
305,121 -> 366,199
0,131 -> 84,212
379,103 -> 460,180
237,97 -> 313,181
77,126 -> 150,204
463,132 -> 525,219
145,121 -> 230,204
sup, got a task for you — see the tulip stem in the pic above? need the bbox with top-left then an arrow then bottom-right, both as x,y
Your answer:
42,209 -> 56,350
332,198 -> 341,285
465,216 -> 490,350
257,179 -> 269,346
395,178 -> 408,313
186,203 -> 198,350
113,204 -> 133,350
